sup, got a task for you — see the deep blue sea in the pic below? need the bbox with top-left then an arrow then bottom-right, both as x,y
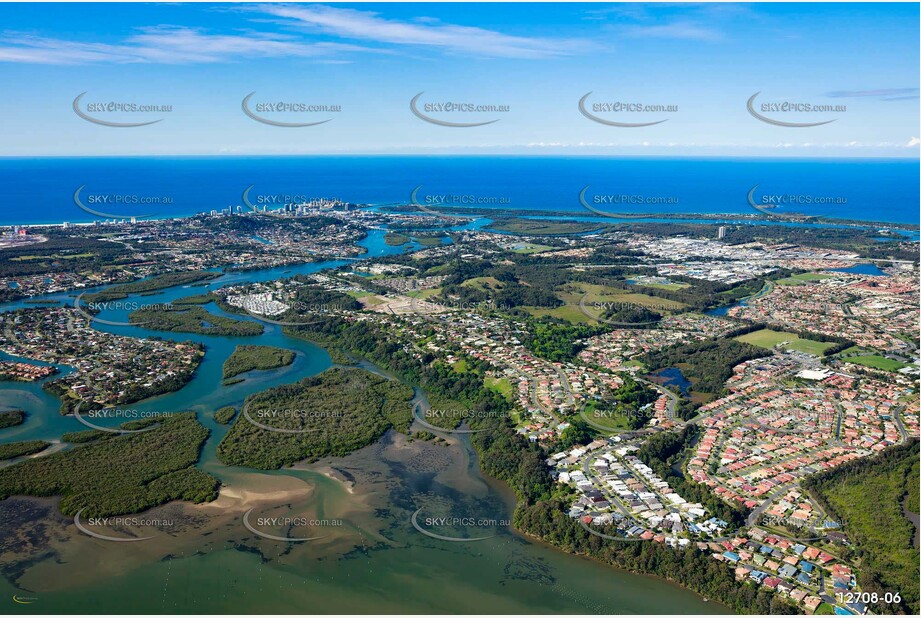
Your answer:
0,156 -> 917,226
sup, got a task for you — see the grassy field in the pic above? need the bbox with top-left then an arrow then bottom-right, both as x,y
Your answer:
486,218 -> 607,235
405,287 -> 442,300
460,276 -> 505,291
775,272 -> 836,286
422,263 -> 452,275
485,376 -> 514,401
521,304 -> 595,324
627,278 -> 691,291
581,404 -> 631,431
510,242 -> 553,254
632,282 -> 690,291
843,355 -> 908,372
11,252 -> 95,261
347,291 -> 387,306
521,282 -> 685,325
734,328 -> 834,355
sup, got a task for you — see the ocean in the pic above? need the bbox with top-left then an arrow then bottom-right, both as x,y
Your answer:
0,156 -> 917,226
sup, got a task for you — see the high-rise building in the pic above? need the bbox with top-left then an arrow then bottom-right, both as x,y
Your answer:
717,226 -> 726,239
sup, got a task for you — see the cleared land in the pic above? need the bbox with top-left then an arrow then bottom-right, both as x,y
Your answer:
486,218 -> 607,235
405,287 -> 442,300
485,376 -> 513,401
522,304 -> 595,324
734,328 -> 834,356
460,276 -> 505,291
510,243 -> 554,254
775,272 -> 836,286
529,282 -> 685,325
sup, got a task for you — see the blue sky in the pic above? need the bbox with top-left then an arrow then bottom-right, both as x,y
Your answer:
0,2 -> 918,157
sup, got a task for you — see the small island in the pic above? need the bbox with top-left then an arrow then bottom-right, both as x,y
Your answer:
384,232 -> 411,246
0,409 -> 26,429
213,405 -> 238,425
222,345 -> 296,380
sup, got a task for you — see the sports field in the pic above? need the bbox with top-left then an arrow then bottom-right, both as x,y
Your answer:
843,355 -> 908,371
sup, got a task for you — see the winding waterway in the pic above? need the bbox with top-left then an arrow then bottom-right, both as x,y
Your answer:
0,229 -> 725,614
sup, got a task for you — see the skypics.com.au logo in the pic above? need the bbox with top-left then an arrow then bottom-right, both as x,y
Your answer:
73,92 -> 171,127
412,406 -> 509,435
240,184 -> 355,218
242,184 -> 307,214
747,92 -> 845,128
74,293 -> 171,327
241,405 -> 344,434
410,92 -> 509,127
407,296 -> 512,320
576,296 -> 668,327
243,506 -> 343,542
578,92 -> 677,127
579,406 -> 653,432
72,403 -> 172,434
410,508 -> 509,542
579,185 -> 679,219
408,184 -> 507,218
73,508 -> 174,542
241,92 -> 341,127
747,184 -> 847,218
73,185 -> 168,220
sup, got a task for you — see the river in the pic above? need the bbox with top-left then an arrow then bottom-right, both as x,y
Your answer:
0,229 -> 725,614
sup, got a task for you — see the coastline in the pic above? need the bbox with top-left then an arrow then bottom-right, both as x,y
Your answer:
8,207 -> 919,232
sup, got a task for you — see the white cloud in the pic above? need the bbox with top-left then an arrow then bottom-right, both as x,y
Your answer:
0,27 -> 367,64
619,21 -> 723,42
258,3 -> 586,58
0,4 -> 585,65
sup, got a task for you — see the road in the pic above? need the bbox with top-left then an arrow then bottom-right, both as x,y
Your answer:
635,375 -> 680,422
581,453 -> 636,522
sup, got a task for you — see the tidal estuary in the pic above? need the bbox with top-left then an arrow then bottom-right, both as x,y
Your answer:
0,230 -> 724,614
